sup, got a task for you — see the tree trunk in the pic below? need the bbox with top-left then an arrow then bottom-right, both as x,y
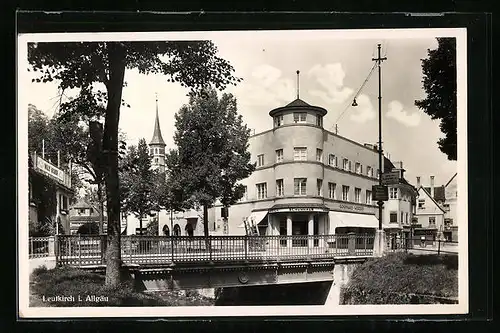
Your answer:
97,181 -> 106,263
203,204 -> 211,252
139,213 -> 143,236
103,42 -> 126,287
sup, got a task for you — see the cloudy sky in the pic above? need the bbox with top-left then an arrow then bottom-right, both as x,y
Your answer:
22,29 -> 461,188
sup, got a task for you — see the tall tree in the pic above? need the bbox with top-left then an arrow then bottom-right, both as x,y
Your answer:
28,41 -> 239,286
172,89 -> 255,243
120,139 -> 157,235
415,38 -> 457,160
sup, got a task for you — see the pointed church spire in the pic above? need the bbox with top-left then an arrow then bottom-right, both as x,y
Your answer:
150,93 -> 166,146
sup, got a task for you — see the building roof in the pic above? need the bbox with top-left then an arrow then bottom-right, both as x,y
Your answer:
418,186 -> 446,214
423,185 -> 446,202
445,172 -> 458,188
270,203 -> 329,210
286,98 -> 311,107
149,102 -> 166,146
269,98 -> 328,117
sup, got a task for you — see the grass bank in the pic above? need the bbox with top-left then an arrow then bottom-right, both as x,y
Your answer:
30,266 -> 215,307
341,252 -> 459,304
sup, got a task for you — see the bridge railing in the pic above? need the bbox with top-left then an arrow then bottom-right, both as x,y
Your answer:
29,236 -> 54,259
55,233 -> 375,266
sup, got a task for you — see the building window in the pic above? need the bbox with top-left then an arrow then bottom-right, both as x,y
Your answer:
316,115 -> 323,127
390,212 -> 398,223
274,115 -> 283,127
276,149 -> 283,163
294,178 -> 307,196
149,148 -> 154,155
155,148 -> 158,154
443,203 -> 450,212
342,185 -> 349,201
78,208 -> 85,215
366,190 -> 372,204
60,195 -> 68,211
257,154 -> 265,167
355,162 -> 361,174
159,148 -> 164,155
293,147 -> 307,161
355,188 -> 361,203
328,183 -> 336,199
401,212 -> 404,224
276,179 -> 284,197
316,149 -> 323,162
389,187 -> 398,199
367,166 -> 373,178
405,212 -> 408,224
154,157 -> 158,164
343,158 -> 349,171
429,216 -> 436,226
328,154 -> 337,167
293,112 -> 307,123
418,199 -> 425,209
256,183 -> 267,199
317,179 -> 323,196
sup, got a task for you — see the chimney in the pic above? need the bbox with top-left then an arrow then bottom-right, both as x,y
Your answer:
430,176 -> 435,198
416,176 -> 421,188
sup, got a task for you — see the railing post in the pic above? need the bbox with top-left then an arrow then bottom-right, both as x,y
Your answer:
347,232 -> 356,256
170,235 -> 174,264
54,235 -> 59,265
48,236 -> 55,257
437,239 -> 441,255
128,236 -> 132,263
244,235 -> 248,261
78,234 -> 81,266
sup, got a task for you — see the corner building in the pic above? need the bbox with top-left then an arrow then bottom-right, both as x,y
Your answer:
210,98 -> 384,238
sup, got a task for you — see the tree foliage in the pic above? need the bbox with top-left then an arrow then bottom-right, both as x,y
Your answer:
415,38 -> 457,161
28,40 -> 240,286
120,139 -> 157,235
172,89 -> 255,238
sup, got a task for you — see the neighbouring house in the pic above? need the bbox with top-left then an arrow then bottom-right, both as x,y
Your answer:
68,199 -> 106,235
28,152 -> 75,235
414,176 -> 447,244
443,173 -> 458,241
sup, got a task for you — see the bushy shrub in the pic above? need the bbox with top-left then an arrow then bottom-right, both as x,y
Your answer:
30,267 -> 215,307
340,253 -> 458,305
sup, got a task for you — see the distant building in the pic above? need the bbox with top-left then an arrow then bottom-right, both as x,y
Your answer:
125,97 -> 204,236
68,199 -> 106,235
28,152 -> 75,235
414,176 -> 447,242
443,173 -> 458,241
382,160 -> 418,247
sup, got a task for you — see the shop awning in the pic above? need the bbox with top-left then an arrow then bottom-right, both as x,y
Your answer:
238,211 -> 268,228
328,211 -> 379,234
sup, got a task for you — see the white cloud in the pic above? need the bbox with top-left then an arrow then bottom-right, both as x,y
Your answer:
386,100 -> 421,127
349,94 -> 375,123
231,64 -> 295,108
307,63 -> 354,104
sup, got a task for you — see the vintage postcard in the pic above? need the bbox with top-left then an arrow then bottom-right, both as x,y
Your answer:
18,27 -> 468,318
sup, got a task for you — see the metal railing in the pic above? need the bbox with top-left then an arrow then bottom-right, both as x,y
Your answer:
55,233 -> 375,266
388,237 -> 459,255
29,236 -> 53,258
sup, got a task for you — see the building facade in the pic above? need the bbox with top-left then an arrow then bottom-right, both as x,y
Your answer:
414,176 -> 446,242
443,173 -> 458,241
28,152 -> 74,235
209,98 -> 410,242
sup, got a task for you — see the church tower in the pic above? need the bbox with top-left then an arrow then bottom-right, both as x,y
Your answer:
149,95 -> 166,172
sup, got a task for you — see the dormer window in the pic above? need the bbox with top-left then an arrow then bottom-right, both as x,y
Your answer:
293,112 -> 307,123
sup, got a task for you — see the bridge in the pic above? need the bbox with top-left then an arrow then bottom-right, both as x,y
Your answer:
29,233 -> 376,304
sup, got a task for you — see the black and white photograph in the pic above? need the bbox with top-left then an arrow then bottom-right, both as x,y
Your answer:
18,27 -> 468,318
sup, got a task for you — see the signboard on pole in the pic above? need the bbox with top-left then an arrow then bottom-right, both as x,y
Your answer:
381,171 -> 400,185
372,185 -> 389,201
